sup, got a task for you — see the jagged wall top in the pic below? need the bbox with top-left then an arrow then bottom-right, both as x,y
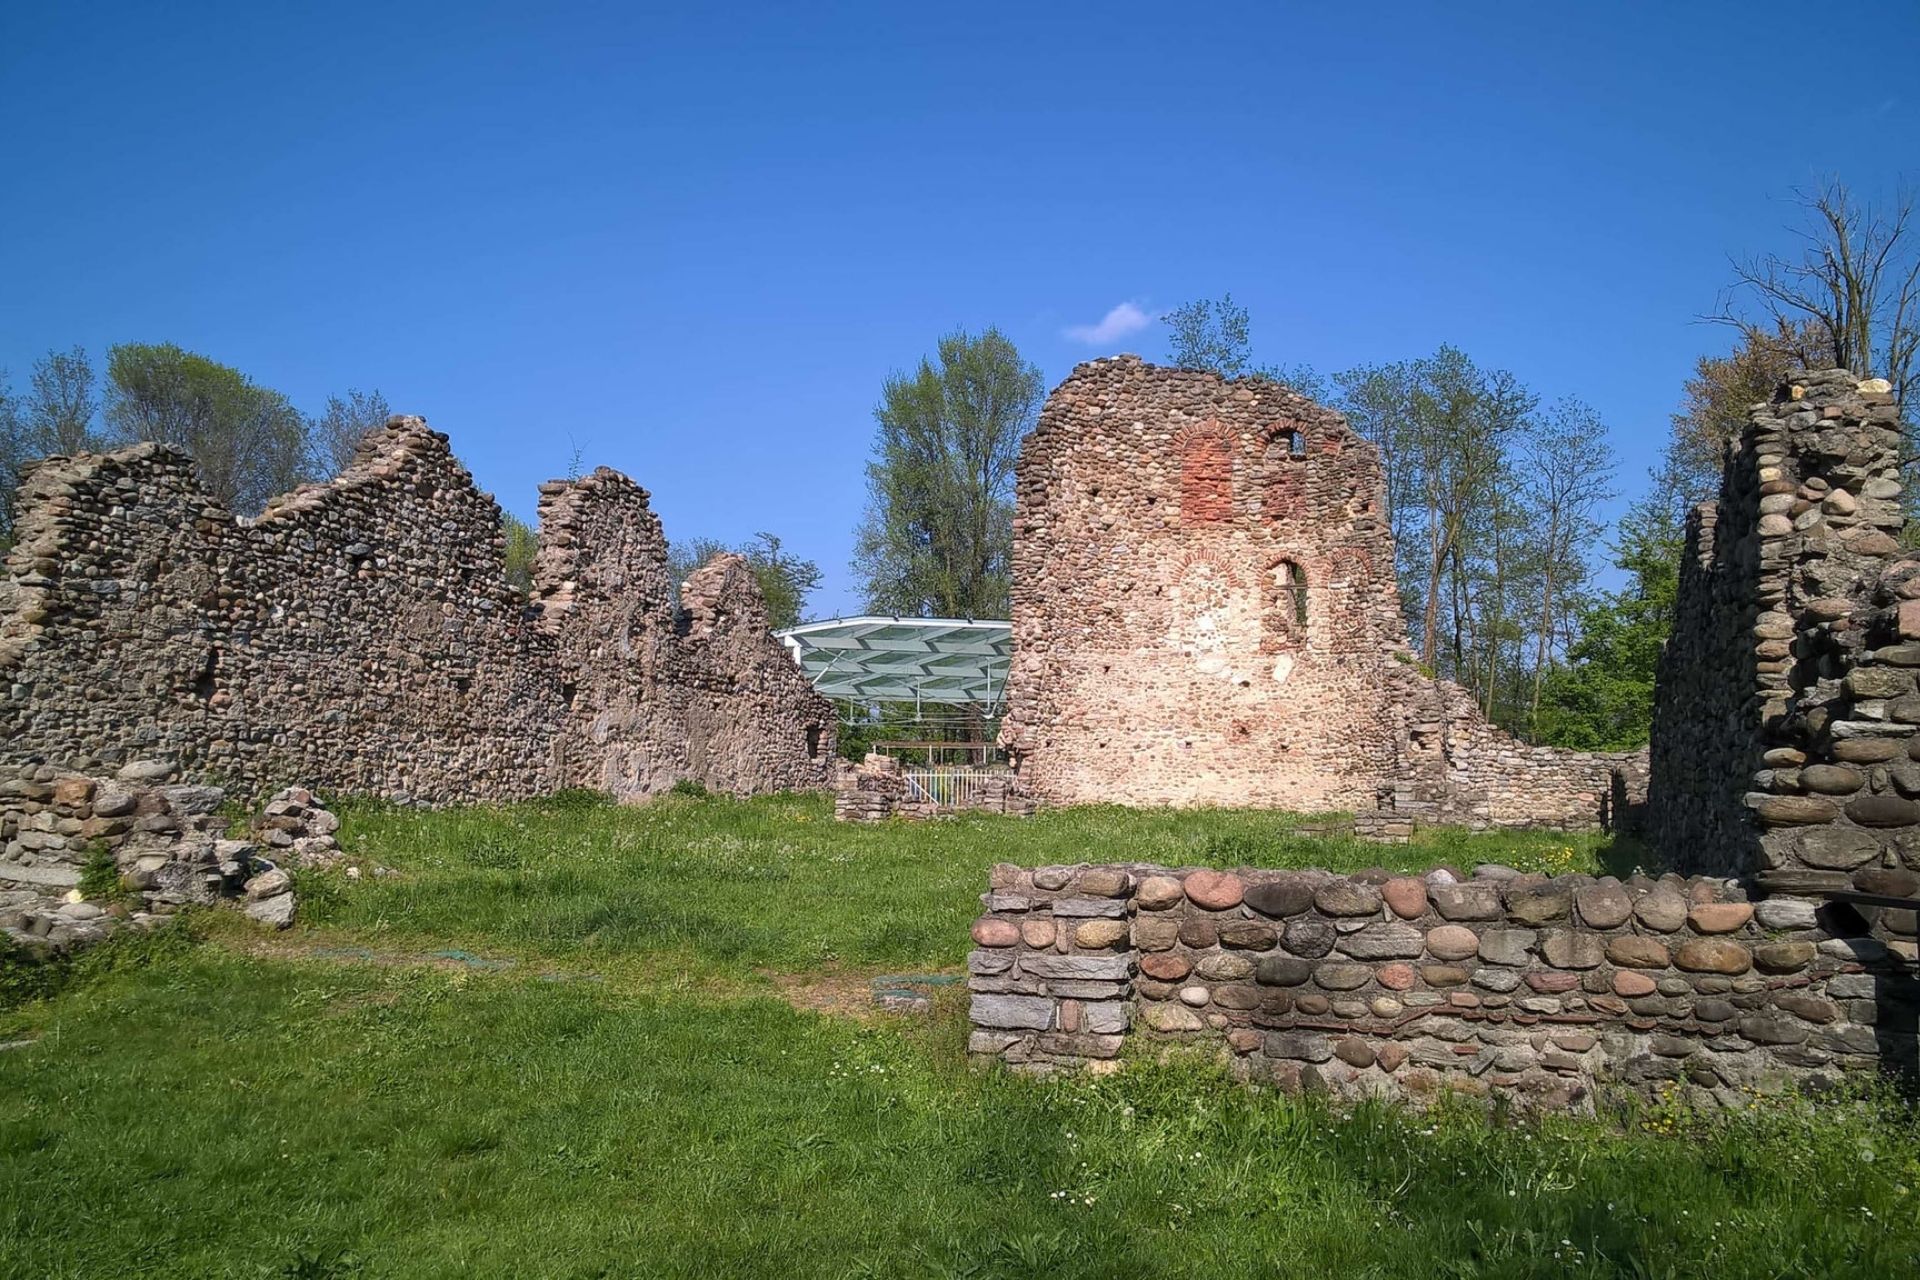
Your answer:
0,417 -> 834,803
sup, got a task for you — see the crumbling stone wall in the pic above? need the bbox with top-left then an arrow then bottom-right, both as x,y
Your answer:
970,861 -> 1914,1107
1001,357 -> 1643,827
0,418 -> 833,804
531,469 -> 834,797
1647,370 -> 1918,907
1,760 -> 334,951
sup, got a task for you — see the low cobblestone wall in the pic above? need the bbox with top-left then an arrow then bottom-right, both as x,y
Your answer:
969,862 -> 1917,1108
1,760 -> 339,952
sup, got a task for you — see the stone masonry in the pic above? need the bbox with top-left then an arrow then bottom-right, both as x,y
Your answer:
1,759 -> 335,953
970,861 -> 1915,1108
1000,357 -> 1643,829
0,418 -> 834,804
969,369 -> 1920,1107
1647,369 -> 1920,920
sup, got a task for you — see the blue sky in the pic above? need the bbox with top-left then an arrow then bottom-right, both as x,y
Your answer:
3,1 -> 1917,618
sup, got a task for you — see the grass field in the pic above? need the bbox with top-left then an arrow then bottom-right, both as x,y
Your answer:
304,790 -> 1635,976
3,792 -> 1918,1278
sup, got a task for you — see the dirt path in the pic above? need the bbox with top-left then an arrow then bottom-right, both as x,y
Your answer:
214,928 -> 961,1022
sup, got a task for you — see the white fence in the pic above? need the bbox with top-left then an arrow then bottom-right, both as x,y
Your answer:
901,767 -> 1009,810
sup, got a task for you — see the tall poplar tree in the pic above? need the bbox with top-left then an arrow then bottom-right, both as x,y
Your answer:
852,327 -> 1042,620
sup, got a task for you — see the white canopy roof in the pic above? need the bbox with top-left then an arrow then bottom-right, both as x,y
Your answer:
775,616 -> 1011,706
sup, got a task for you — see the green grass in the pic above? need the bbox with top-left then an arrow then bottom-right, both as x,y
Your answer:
7,794 -> 1906,1278
310,790 -> 1636,975
2,942 -> 1915,1279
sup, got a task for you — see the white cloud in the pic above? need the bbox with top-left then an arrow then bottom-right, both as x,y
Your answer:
1064,300 -> 1153,346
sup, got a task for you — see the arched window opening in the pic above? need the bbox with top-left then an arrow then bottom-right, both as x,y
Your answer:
1277,559 -> 1307,628
1261,558 -> 1309,650
1265,426 -> 1308,465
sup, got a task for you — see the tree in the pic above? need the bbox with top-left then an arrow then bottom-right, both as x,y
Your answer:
1336,348 -> 1578,731
1523,397 -> 1615,731
1344,347 -> 1529,675
670,531 -> 822,630
103,343 -> 311,514
1532,490 -> 1683,751
24,346 -> 100,456
1720,180 -> 1918,414
1164,294 -> 1326,397
1165,295 -> 1253,378
852,327 -> 1042,620
1667,318 -> 1827,501
309,387 -> 392,477
2,348 -> 112,546
501,513 -> 538,597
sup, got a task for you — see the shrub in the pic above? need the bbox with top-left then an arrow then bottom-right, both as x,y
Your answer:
76,843 -> 124,903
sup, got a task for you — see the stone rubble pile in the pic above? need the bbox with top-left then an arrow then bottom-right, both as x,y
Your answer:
252,785 -> 344,869
0,759 -> 344,953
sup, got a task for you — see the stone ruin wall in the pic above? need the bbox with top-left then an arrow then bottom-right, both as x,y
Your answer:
1000,357 -> 1643,829
969,369 -> 1920,1107
0,418 -> 835,809
530,467 -> 835,798
1648,369 -> 1920,919
3,758 -> 343,956
968,860 -> 1913,1108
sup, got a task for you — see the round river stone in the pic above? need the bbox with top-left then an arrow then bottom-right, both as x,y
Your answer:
1184,869 -> 1246,910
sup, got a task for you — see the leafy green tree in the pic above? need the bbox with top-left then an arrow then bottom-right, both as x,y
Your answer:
501,513 -> 539,597
1164,294 -> 1326,397
104,342 -> 310,514
670,531 -> 822,629
1523,397 -> 1616,732
1532,492 -> 1683,751
1336,347 -> 1531,676
310,387 -> 393,477
852,327 -> 1041,620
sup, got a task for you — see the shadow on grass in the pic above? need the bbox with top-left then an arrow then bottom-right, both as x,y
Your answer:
1595,831 -> 1661,880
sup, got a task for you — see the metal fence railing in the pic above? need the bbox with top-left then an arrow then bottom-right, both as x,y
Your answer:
901,767 -> 1007,810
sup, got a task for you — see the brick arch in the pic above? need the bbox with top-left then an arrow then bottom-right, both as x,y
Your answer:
1257,421 -> 1311,520
1171,421 -> 1236,525
1262,420 -> 1308,461
1171,547 -> 1242,590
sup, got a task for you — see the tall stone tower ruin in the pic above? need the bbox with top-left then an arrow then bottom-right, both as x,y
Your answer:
1000,357 -> 1639,825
